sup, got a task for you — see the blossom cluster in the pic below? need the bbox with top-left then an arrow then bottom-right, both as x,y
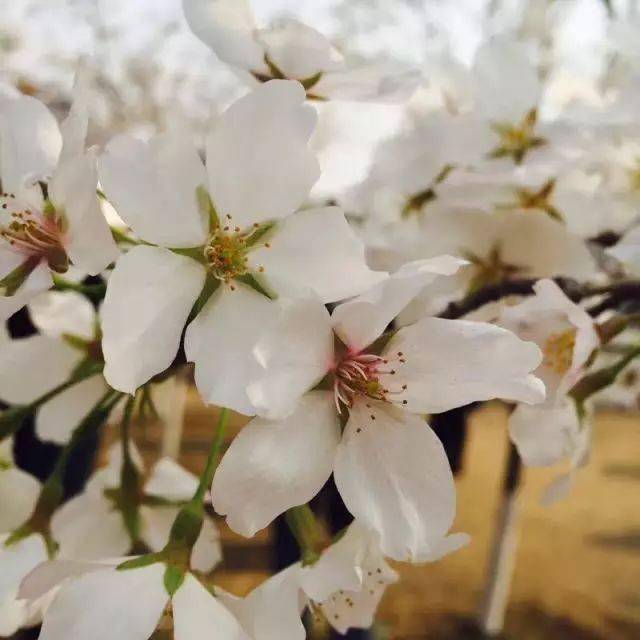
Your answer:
1,1 -> 640,638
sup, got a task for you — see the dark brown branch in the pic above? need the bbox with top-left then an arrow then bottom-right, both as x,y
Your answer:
437,278 -> 640,320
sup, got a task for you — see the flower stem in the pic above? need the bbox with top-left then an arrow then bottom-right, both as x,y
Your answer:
194,408 -> 229,504
285,504 -> 325,565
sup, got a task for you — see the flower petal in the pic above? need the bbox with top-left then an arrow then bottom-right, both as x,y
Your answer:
185,282 -> 279,415
334,400 -> 456,562
182,0 -> 264,70
38,564 -> 168,640
259,20 -> 342,79
211,391 -> 339,537
314,63 -> 420,102
173,573 -> 249,640
250,206 -> 386,303
144,458 -> 199,502
0,335 -> 79,405
0,95 -> 61,194
101,245 -> 206,393
28,290 -> 96,341
49,150 -> 119,275
248,296 -> 334,419
0,468 -> 40,534
206,80 -> 319,229
384,318 -> 545,414
0,261 -> 52,322
37,375 -> 109,444
332,255 -> 466,351
99,133 -> 209,248
51,493 -> 130,561
0,534 -> 48,604
219,566 -> 305,640
509,401 -> 581,467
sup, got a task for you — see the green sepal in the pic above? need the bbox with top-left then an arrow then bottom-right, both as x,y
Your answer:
301,71 -> 323,91
164,564 -> 186,596
243,220 -> 277,249
0,258 -> 39,296
196,185 -> 219,232
235,273 -> 276,300
187,274 -> 220,323
0,405 -> 34,440
170,246 -> 207,265
117,553 -> 163,571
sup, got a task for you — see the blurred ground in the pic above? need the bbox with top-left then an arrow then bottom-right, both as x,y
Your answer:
139,394 -> 640,639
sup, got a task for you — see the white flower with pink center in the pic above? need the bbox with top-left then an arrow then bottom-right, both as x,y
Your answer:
211,256 -> 545,561
0,77 -> 118,321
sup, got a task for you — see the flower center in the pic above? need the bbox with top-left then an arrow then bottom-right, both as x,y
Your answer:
333,351 -> 408,413
543,328 -> 577,375
203,216 -> 269,288
0,192 -> 68,272
489,109 -> 546,164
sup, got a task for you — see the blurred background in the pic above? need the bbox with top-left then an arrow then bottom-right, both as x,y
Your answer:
2,1 -> 640,639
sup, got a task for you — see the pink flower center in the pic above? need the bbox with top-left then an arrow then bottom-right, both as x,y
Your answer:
333,351 -> 408,413
0,193 -> 67,272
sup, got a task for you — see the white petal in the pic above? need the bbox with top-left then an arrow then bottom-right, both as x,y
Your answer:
51,493 -> 130,561
248,296 -> 334,419
219,566 -> 305,640
99,133 -> 209,247
28,290 -> 96,340
314,63 -> 420,102
334,400 -> 456,561
206,80 -> 319,229
101,245 -> 205,393
190,516 -> 223,573
182,0 -> 264,70
145,458 -> 198,502
38,563 -> 168,640
19,558 -> 118,602
139,507 -> 222,573
185,283 -> 279,415
474,38 -> 540,122
299,521 -> 370,602
0,468 -> 40,533
509,401 -> 581,467
0,261 -> 52,322
211,391 -> 339,537
540,472 -> 574,506
0,335 -> 79,404
332,255 -> 466,352
37,375 -> 109,444
0,534 -> 48,603
414,531 -> 471,563
607,225 -> 640,272
259,20 -> 342,79
173,573 -> 249,640
0,95 -> 61,194
384,318 -> 545,414
49,150 -> 118,275
0,592 -> 28,637
251,206 -> 386,303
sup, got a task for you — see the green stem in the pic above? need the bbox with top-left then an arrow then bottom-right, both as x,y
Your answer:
119,394 -> 141,543
162,408 -> 230,565
5,389 -> 123,553
570,344 -> 640,405
285,504 -> 325,565
194,408 -> 229,504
